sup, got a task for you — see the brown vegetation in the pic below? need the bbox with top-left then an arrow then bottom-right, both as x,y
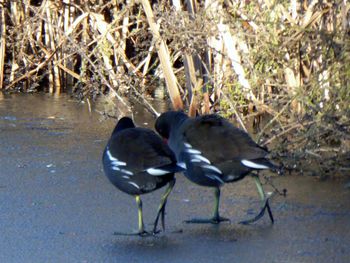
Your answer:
0,0 -> 349,178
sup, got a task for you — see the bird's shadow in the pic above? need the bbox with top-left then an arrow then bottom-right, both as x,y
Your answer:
104,222 -> 274,259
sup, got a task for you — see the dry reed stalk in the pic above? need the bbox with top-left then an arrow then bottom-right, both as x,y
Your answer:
188,79 -> 202,117
262,120 -> 316,147
50,4 -> 62,94
63,0 -> 73,89
89,13 -> 119,88
140,0 -> 183,110
119,3 -> 131,55
221,91 -> 247,132
90,11 -> 142,78
284,65 -> 301,114
113,5 -> 129,75
174,0 -> 203,113
38,44 -> 82,81
205,0 -> 226,111
129,84 -> 160,117
209,31 -> 224,106
257,99 -> 294,143
43,1 -> 54,93
282,5 -> 330,47
183,54 -> 198,96
133,40 -> 155,88
217,23 -> 255,100
8,2 -> 20,84
210,1 -> 266,112
0,1 -> 6,89
6,11 -> 89,90
67,13 -> 131,115
140,44 -> 154,78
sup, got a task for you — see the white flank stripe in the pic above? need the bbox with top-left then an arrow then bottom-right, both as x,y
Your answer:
106,149 -> 117,161
226,175 -> 235,180
190,159 -> 202,163
241,159 -> 269,169
185,148 -> 201,154
128,182 -> 140,189
177,162 -> 187,169
204,174 -> 224,184
111,160 -> 127,166
201,164 -> 222,174
191,154 -> 211,164
120,169 -> 134,176
213,175 -> 225,184
184,142 -> 192,148
122,175 -> 130,179
111,166 -> 120,171
106,149 -> 126,166
146,168 -> 168,176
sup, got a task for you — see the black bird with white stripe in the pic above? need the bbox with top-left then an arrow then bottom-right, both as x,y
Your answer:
155,111 -> 279,224
102,117 -> 183,236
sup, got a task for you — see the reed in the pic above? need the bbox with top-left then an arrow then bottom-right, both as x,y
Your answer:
0,0 -> 6,89
1,1 -> 347,112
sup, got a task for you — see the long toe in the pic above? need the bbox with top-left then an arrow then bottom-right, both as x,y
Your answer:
139,230 -> 152,237
239,215 -> 263,225
266,199 -> 274,224
152,211 -> 165,235
239,200 -> 273,225
212,216 -> 230,224
152,222 -> 162,235
113,230 -> 152,237
185,216 -> 230,224
152,229 -> 162,236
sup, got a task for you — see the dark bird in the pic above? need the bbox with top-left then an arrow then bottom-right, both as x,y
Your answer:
102,117 -> 184,236
155,111 -> 279,224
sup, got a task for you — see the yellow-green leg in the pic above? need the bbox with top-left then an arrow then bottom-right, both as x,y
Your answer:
185,187 -> 230,224
153,178 -> 176,234
136,195 -> 147,235
113,195 -> 150,236
240,175 -> 274,225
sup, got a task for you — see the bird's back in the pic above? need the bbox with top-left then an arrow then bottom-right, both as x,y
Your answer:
103,127 -> 176,195
170,114 -> 272,185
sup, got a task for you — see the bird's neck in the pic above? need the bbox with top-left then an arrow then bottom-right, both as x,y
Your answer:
170,112 -> 188,129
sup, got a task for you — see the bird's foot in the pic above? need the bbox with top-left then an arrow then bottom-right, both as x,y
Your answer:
113,230 -> 152,237
184,216 -> 230,224
152,227 -> 183,235
151,228 -> 162,236
239,199 -> 274,225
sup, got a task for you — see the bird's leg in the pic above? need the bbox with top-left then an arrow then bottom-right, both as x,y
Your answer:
185,187 -> 230,224
136,195 -> 148,235
211,187 -> 230,223
153,178 -> 176,234
113,195 -> 150,236
239,175 -> 274,225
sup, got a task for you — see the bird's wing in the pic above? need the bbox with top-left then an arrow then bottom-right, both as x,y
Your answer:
181,114 -> 268,165
108,128 -> 177,175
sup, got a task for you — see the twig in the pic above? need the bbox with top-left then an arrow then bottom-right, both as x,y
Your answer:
6,12 -> 90,89
140,0 -> 183,110
257,99 -> 293,142
262,120 -> 316,146
220,91 -> 247,132
130,85 -> 160,118
305,149 -> 322,158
